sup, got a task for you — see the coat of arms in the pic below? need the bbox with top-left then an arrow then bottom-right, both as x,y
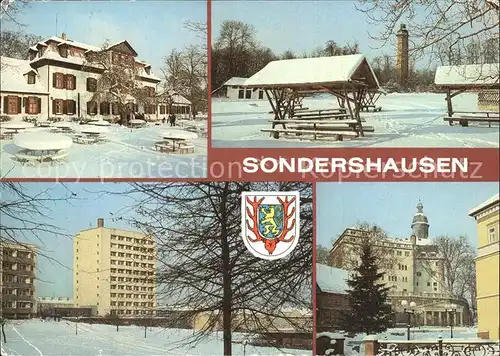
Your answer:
241,191 -> 300,260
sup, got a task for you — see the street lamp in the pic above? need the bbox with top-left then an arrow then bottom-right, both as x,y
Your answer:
445,303 -> 457,338
401,300 -> 417,340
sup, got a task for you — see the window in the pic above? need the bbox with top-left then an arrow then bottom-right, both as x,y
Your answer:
488,226 -> 498,244
53,99 -> 64,115
87,101 -> 97,115
245,90 -> 252,99
26,97 -> 40,114
159,105 -> 165,115
397,250 -> 402,256
6,96 -> 20,115
258,90 -> 264,99
100,102 -> 110,115
238,90 -> 244,99
86,78 -> 97,92
405,251 -> 410,256
53,73 -> 65,89
27,73 -> 36,85
416,272 -> 421,277
427,282 -> 431,286
65,100 -> 76,115
433,282 -> 437,286
65,74 -> 76,90
59,45 -> 68,58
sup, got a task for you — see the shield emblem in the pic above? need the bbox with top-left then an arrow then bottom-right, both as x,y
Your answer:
241,191 -> 300,261
258,204 -> 284,239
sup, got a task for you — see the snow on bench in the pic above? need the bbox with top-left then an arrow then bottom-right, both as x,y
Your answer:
262,128 -> 358,141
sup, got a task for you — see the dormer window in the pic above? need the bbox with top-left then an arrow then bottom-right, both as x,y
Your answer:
27,73 -> 36,85
145,67 -> 151,75
59,45 -> 68,58
29,52 -> 36,61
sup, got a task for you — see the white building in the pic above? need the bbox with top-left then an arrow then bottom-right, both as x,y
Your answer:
0,33 -> 191,122
214,77 -> 265,100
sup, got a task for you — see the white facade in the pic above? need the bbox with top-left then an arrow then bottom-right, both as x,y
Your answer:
223,77 -> 266,100
0,34 -> 192,122
330,202 -> 445,296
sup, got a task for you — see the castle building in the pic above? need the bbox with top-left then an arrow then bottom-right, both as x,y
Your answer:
0,241 -> 37,319
329,201 -> 469,326
0,33 -> 191,121
73,218 -> 157,317
396,24 -> 409,87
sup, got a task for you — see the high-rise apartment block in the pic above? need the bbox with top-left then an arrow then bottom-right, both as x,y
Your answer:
0,241 -> 37,319
73,219 -> 157,317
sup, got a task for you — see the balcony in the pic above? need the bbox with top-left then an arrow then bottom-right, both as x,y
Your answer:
2,281 -> 33,288
2,294 -> 34,302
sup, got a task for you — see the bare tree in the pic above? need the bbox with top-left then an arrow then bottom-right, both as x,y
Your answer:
0,30 -> 42,59
111,182 -> 312,356
0,0 -> 30,26
356,0 -> 500,76
332,222 -> 402,272
419,235 -> 477,311
83,42 -> 156,124
0,182 -> 77,332
316,245 -> 330,265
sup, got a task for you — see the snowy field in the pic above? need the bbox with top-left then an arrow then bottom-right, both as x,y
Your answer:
1,320 -> 308,356
212,93 -> 499,148
0,121 -> 207,178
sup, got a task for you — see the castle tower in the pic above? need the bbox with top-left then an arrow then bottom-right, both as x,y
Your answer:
411,200 -> 429,240
396,24 -> 409,87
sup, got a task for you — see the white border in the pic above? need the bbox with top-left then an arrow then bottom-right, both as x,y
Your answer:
241,191 -> 300,261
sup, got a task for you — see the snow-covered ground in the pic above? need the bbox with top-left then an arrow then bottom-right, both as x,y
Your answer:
319,327 -> 498,355
0,121 -> 207,178
212,93 -> 499,148
1,320 -> 308,356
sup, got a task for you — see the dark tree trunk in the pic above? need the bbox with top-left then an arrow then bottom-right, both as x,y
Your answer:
1,322 -> 6,343
220,183 -> 232,356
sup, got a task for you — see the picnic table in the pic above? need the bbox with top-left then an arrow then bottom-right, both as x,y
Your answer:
74,125 -> 108,144
0,122 -> 35,134
129,119 -> 146,128
156,130 -> 197,154
51,122 -> 73,133
12,132 -> 72,165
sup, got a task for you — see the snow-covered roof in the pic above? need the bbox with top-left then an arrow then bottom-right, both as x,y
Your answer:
434,63 -> 499,87
469,193 -> 499,216
44,36 -> 101,52
244,54 -> 380,89
0,57 -> 48,94
316,263 -> 349,294
224,77 -> 248,86
157,87 -> 191,105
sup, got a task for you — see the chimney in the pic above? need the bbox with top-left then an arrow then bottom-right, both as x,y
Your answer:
97,218 -> 104,228
61,32 -> 67,41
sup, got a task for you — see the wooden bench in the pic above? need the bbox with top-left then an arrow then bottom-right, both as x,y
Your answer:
178,143 -> 195,154
262,128 -> 358,141
294,124 -> 375,133
155,142 -> 172,153
444,116 -> 500,127
74,136 -> 97,145
268,107 -> 309,114
361,105 -> 382,112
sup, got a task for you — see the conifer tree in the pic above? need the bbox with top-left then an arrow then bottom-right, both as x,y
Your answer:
342,239 -> 393,334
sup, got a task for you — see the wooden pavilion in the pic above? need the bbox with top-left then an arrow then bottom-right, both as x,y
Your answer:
244,54 -> 380,141
434,63 -> 499,127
